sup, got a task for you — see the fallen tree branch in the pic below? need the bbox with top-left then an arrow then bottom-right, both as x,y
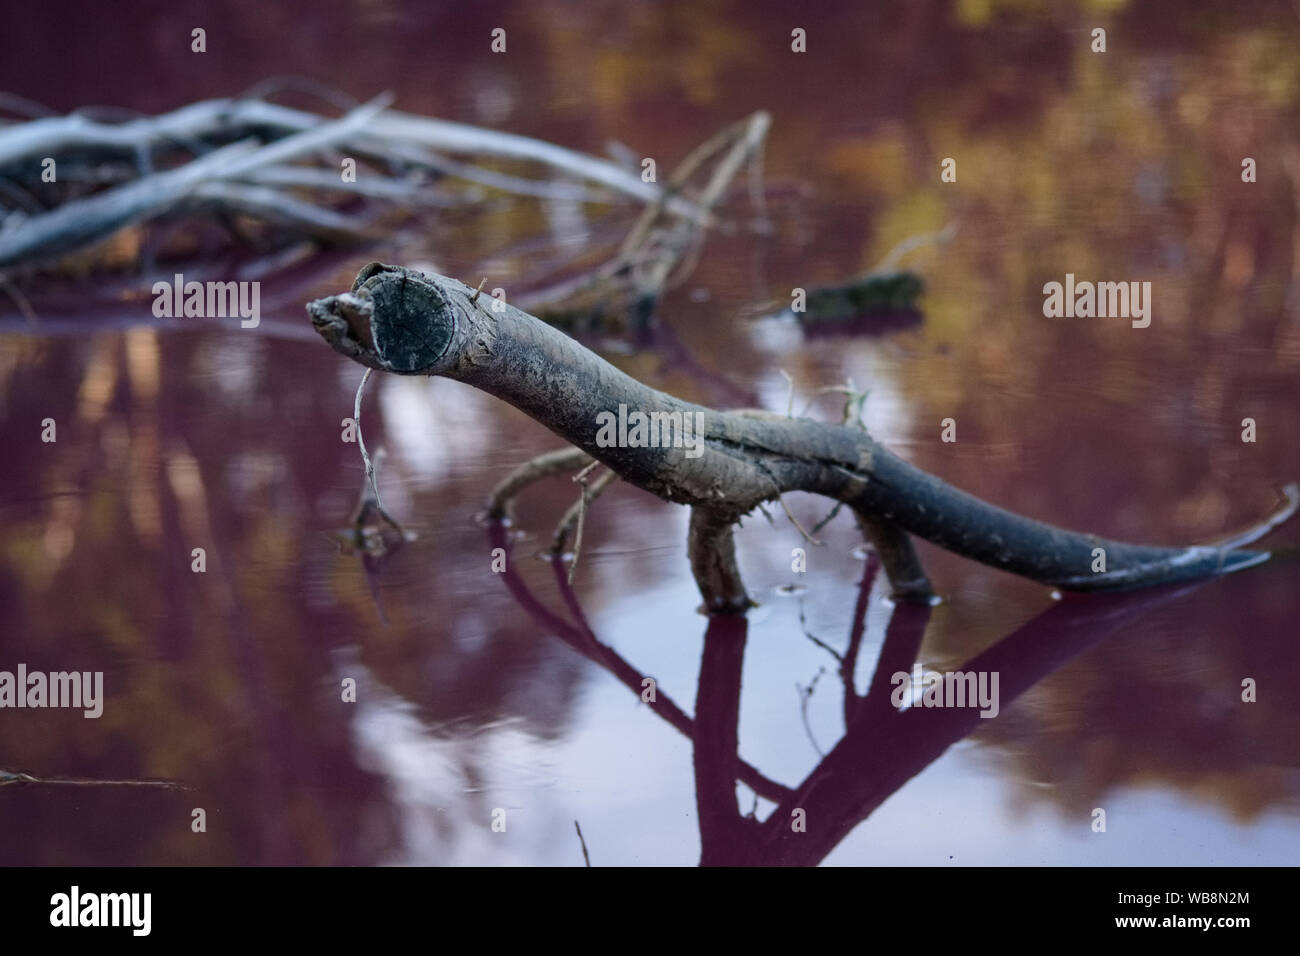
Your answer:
0,96 -> 705,217
0,94 -> 394,268
523,111 -> 769,328
309,262 -> 1296,611
551,467 -> 618,558
0,92 -> 724,288
485,445 -> 592,519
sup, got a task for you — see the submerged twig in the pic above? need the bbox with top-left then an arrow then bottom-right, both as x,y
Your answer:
554,468 -> 618,578
349,367 -> 412,545
354,368 -> 379,505
574,819 -> 592,867
0,768 -> 187,790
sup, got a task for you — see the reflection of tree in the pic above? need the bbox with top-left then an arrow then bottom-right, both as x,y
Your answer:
492,513 -> 1279,864
488,522 -> 790,803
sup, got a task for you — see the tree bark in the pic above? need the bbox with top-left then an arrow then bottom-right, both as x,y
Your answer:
308,262 -> 1294,610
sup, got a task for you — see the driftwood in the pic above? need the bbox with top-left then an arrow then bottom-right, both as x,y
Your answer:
0,93 -> 715,276
308,262 -> 1298,613
0,94 -> 769,350
0,97 -> 703,215
798,270 -> 924,324
790,223 -> 954,327
520,111 -> 769,329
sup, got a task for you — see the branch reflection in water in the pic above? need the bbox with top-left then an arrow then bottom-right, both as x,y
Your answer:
488,520 -> 1204,866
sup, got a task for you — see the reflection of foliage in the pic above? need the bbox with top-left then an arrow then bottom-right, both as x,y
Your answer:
953,569 -> 1300,822
0,328 -> 593,864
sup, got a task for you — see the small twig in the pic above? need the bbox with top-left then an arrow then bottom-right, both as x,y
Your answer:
355,368 -> 378,502
564,465 -> 616,584
747,129 -> 769,222
569,485 -> 589,585
552,468 -> 617,559
190,181 -> 376,242
410,146 -> 614,203
777,494 -> 823,547
871,221 -> 958,273
798,600 -> 843,663
352,368 -> 405,533
796,379 -> 869,425
0,768 -> 188,790
0,92 -> 57,120
526,111 -> 768,323
779,368 -> 795,418
804,377 -> 871,535
842,384 -> 869,431
0,278 -> 38,326
1210,481 -> 1300,551
574,819 -> 592,866
796,668 -> 827,757
237,165 -> 459,206
809,501 -> 844,535
239,75 -> 361,113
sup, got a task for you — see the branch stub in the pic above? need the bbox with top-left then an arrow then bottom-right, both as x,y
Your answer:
355,262 -> 457,373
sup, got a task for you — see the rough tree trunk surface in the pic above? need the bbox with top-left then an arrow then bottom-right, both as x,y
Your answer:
308,263 -> 1293,613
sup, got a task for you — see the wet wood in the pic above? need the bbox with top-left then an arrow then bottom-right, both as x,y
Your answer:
309,262 -> 1298,611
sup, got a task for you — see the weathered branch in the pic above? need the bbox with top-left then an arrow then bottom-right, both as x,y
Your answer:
485,446 -> 591,520
852,507 -> 933,603
688,508 -> 755,614
0,97 -> 705,218
0,95 -> 718,277
308,263 -> 1294,606
0,95 -> 394,268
